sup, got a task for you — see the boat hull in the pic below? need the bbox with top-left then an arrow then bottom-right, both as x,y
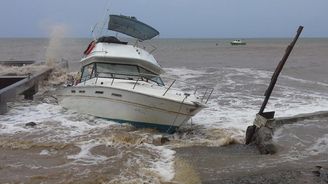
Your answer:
230,42 -> 246,45
58,86 -> 203,133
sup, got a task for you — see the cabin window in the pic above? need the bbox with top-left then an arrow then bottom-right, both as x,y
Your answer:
81,63 -> 95,82
97,63 -> 139,77
139,67 -> 164,86
80,62 -> 164,86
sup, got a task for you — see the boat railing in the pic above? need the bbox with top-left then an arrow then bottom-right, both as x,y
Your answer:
79,72 -> 214,104
159,76 -> 214,104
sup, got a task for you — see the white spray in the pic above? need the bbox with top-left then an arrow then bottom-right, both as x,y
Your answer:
45,23 -> 69,66
43,23 -> 75,86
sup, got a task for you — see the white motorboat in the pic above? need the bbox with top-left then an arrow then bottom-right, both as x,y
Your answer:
58,15 -> 213,133
230,39 -> 246,45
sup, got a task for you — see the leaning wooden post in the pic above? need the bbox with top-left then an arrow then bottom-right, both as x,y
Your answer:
259,26 -> 304,115
245,26 -> 304,154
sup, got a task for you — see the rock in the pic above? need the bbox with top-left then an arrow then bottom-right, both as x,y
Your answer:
245,125 -> 277,154
160,137 -> 170,144
153,136 -> 170,145
25,122 -> 37,127
255,127 -> 277,154
245,125 -> 256,144
313,166 -> 328,183
42,96 -> 58,104
256,127 -> 272,142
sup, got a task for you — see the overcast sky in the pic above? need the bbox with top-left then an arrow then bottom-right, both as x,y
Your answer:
0,0 -> 327,38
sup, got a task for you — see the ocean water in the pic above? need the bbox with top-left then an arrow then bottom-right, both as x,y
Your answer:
0,38 -> 328,183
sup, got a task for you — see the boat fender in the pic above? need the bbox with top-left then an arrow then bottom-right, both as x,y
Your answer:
83,41 -> 96,55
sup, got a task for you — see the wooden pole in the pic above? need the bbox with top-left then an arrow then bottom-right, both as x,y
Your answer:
259,26 -> 303,115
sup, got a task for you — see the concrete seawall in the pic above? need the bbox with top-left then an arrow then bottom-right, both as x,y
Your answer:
274,111 -> 328,127
0,67 -> 53,114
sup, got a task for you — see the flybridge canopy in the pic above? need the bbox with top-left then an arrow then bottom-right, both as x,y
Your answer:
108,15 -> 159,41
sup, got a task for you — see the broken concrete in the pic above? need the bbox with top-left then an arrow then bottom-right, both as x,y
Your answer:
246,113 -> 277,154
254,126 -> 276,154
246,111 -> 328,154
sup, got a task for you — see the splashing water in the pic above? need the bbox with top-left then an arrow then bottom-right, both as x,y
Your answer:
0,64 -> 48,76
45,24 -> 70,66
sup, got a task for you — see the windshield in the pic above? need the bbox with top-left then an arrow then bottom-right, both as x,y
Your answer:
80,62 -> 164,86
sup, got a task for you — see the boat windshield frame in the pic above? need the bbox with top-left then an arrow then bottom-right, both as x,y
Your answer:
80,62 -> 164,86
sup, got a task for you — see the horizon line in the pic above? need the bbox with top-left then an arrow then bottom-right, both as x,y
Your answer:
0,36 -> 327,39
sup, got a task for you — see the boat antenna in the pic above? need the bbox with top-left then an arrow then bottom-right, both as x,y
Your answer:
98,0 -> 111,37
89,0 -> 111,40
91,23 -> 98,41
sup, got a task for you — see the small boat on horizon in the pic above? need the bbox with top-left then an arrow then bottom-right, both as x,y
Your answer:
230,39 -> 247,45
57,14 -> 213,133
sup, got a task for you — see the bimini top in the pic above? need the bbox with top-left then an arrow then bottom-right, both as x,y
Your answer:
108,14 -> 159,41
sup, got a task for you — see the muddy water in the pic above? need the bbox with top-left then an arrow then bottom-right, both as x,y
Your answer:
0,38 -> 328,183
0,101 -> 235,183
0,102 -> 177,183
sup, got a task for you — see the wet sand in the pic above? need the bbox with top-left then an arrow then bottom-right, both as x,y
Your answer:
176,145 -> 327,184
175,118 -> 328,184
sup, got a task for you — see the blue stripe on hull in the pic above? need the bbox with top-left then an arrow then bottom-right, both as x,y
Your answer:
102,118 -> 178,134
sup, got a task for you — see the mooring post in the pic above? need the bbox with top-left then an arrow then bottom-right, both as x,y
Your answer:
245,26 -> 304,154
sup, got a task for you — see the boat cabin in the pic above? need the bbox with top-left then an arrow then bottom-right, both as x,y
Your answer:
79,15 -> 164,86
80,62 -> 164,86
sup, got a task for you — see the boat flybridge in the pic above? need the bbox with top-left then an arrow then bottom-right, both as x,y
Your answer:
58,15 -> 213,133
